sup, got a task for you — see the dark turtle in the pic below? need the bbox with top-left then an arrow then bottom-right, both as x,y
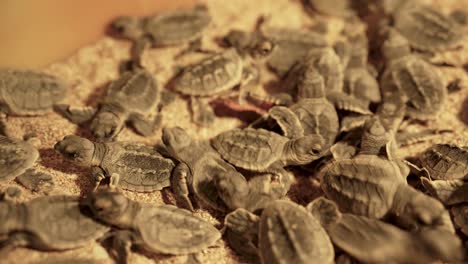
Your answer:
55,68 -> 171,140
111,4 -> 211,66
420,144 -> 468,180
0,195 -> 108,251
162,127 -> 290,212
54,135 -> 174,192
224,200 -> 335,264
84,189 -> 221,262
0,135 -> 54,193
380,29 -> 447,120
308,197 -> 464,263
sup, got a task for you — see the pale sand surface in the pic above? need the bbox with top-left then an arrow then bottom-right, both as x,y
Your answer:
1,0 -> 467,263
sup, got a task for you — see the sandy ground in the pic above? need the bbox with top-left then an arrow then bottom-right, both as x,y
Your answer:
1,0 -> 468,263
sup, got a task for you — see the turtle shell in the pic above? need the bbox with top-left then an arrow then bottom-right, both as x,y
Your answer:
174,49 -> 243,96
394,5 -> 463,52
104,69 -> 159,115
380,55 -> 446,120
420,144 -> 468,180
451,204 -> 468,236
344,68 -> 381,103
135,204 -> 221,254
0,69 -> 66,115
212,128 -> 288,171
259,200 -> 334,264
143,6 -> 211,46
103,143 -> 174,192
301,48 -> 344,94
0,136 -> 39,182
24,196 -> 108,250
290,98 -> 339,148
321,155 -> 404,218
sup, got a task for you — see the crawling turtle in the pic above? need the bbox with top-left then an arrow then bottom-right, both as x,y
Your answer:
172,38 -> 274,126
55,68 -> 172,140
212,128 -> 324,173
111,4 -> 211,66
420,143 -> 468,180
390,2 -> 464,52
0,135 -> 54,193
250,71 -> 339,149
54,135 -> 174,192
224,200 -> 335,264
380,29 -> 447,120
83,188 -> 221,262
320,116 -> 447,228
162,127 -> 290,212
0,69 -> 67,130
283,48 -> 371,115
308,197 -> 465,263
0,194 -> 108,251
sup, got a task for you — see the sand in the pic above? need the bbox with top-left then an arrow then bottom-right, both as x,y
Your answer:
1,0 -> 467,263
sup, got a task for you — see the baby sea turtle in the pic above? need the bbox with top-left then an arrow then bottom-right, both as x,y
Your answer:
308,197 -> 464,263
0,194 -> 108,251
283,48 -> 371,115
419,143 -> 468,180
224,200 -> 335,264
212,128 -> 324,173
391,2 -> 463,52
54,135 -> 174,192
251,71 -> 339,149
0,135 -> 54,193
320,117 -> 446,228
162,127 -> 290,212
84,188 -> 221,261
172,39 -> 273,126
111,4 -> 211,66
380,29 -> 446,120
56,68 -> 171,140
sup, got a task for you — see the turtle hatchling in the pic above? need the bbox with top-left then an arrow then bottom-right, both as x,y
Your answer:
172,36 -> 274,126
308,197 -> 464,263
0,135 -> 54,193
0,194 -> 108,251
224,200 -> 335,264
380,29 -> 446,120
111,4 -> 211,66
84,188 -> 221,262
162,127 -> 290,212
54,135 -> 174,192
212,128 -> 324,173
419,143 -> 468,180
55,68 -> 171,140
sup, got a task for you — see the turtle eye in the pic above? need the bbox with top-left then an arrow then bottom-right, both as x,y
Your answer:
258,41 -> 273,55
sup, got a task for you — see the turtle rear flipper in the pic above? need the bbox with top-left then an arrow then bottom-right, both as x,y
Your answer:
54,104 -> 97,124
16,168 -> 54,194
128,113 -> 161,137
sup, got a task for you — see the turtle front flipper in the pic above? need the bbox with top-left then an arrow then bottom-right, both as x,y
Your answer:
396,129 -> 452,146
421,177 -> 468,206
0,232 -> 31,256
16,168 -> 54,194
306,197 -> 342,228
171,163 -> 195,211
327,91 -> 371,115
213,170 -> 249,210
268,106 -> 304,139
129,36 -> 152,70
54,104 -> 97,124
190,97 -> 215,127
128,113 -> 160,137
223,208 -> 260,262
101,230 -> 134,264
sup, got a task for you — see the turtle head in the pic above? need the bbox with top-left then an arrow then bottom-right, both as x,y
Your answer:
110,16 -> 143,40
223,30 -> 253,55
417,229 -> 465,262
91,112 -> 124,140
286,135 -> 324,165
360,116 -> 392,156
54,135 -> 95,166
162,127 -> 192,152
223,30 -> 274,59
84,189 -> 134,228
382,29 -> 410,60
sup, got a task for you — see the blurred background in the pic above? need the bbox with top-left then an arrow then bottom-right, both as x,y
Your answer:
0,0 -> 197,69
